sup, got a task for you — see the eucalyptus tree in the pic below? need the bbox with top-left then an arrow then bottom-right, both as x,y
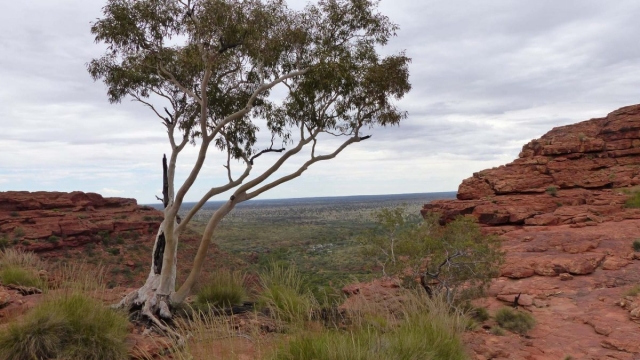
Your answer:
88,0 -> 410,324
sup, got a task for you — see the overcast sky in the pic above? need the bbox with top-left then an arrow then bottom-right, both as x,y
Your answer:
1,0 -> 640,204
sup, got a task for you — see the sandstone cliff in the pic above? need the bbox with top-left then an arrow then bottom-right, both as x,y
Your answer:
419,104 -> 640,359
424,104 -> 640,228
0,191 -> 162,254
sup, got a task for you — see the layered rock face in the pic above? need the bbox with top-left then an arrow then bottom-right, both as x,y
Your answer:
424,104 -> 640,227
0,191 -> 162,253
417,104 -> 640,359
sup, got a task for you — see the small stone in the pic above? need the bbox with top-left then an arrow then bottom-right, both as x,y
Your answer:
559,273 -> 574,281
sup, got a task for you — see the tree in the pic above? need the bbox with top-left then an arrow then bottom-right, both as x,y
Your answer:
359,208 -> 504,304
87,0 -> 411,327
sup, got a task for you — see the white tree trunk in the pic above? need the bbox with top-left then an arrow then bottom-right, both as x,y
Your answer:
116,220 -> 178,320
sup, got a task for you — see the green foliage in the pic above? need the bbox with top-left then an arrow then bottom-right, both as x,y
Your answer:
9,212 -> 19,218
47,235 -> 60,245
107,248 -> 120,256
495,308 -> 535,335
624,191 -> 640,208
88,0 -> 411,172
0,234 -> 9,250
258,263 -> 316,324
0,249 -> 43,288
0,292 -> 128,360
271,293 -> 467,360
469,306 -> 490,322
624,285 -> 640,297
360,208 -> 504,303
490,327 -> 505,336
195,269 -> 247,308
12,227 -> 25,239
545,186 -> 558,197
0,266 -> 42,288
633,240 -> 640,252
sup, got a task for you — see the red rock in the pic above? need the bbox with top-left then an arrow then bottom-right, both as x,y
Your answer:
0,191 -> 162,254
417,105 -> 640,359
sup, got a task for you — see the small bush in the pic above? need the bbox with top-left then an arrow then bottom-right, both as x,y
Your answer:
107,248 -> 120,256
633,240 -> 640,252
258,263 -> 316,323
0,235 -> 9,250
0,266 -> 42,288
196,270 -> 247,309
545,186 -> 558,197
624,285 -> 640,297
495,307 -> 535,335
47,236 -> 60,244
490,327 -> 505,336
13,227 -> 25,239
0,292 -> 128,359
625,191 -> 640,208
0,248 -> 42,269
9,212 -> 19,218
271,293 -> 468,360
470,306 -> 490,322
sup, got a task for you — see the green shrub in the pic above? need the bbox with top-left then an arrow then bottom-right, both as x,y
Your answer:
625,191 -> 640,208
47,236 -> 60,244
271,293 -> 467,360
196,270 -> 247,309
0,292 -> 128,360
0,248 -> 42,269
107,248 -> 120,256
0,266 -> 42,288
258,263 -> 316,323
545,186 -> 558,197
490,327 -> 505,336
9,212 -> 19,218
470,306 -> 490,322
624,285 -> 640,297
13,227 -> 25,239
495,307 -> 535,335
633,240 -> 640,252
0,235 -> 9,250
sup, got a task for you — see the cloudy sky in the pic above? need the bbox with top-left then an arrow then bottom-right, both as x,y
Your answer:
1,0 -> 640,204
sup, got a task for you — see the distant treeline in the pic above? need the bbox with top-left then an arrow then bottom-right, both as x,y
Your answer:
146,192 -> 457,212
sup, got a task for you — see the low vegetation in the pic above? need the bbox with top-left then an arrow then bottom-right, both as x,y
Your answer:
258,263 -> 317,324
494,307 -> 536,335
624,285 -> 640,297
359,208 -> 504,303
0,292 -> 129,360
270,293 -> 468,360
624,190 -> 640,208
195,269 -> 248,309
633,240 -> 640,252
0,249 -> 43,288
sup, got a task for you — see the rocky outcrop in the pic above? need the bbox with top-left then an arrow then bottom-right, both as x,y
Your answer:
0,191 -> 162,253
413,104 -> 640,359
424,104 -> 640,227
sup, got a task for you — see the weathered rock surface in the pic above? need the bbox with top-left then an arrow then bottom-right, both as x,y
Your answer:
424,104 -> 640,227
0,191 -> 162,254
409,105 -> 640,359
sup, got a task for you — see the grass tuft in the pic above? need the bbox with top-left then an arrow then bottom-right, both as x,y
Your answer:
0,292 -> 129,360
258,263 -> 316,324
0,266 -> 42,288
495,307 -> 535,335
0,249 -> 43,288
625,191 -> 640,208
195,269 -> 248,309
270,292 -> 468,360
633,240 -> 640,252
624,285 -> 640,297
